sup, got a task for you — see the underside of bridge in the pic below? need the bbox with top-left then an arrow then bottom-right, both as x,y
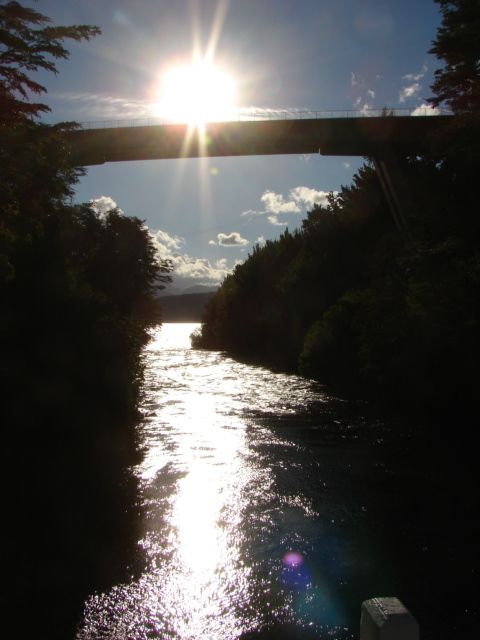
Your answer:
66,115 -> 451,229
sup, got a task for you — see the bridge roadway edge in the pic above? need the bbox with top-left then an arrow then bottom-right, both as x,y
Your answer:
65,116 -> 451,165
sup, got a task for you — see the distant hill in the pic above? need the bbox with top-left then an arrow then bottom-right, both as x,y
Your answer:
157,283 -> 218,297
159,292 -> 215,322
182,284 -> 218,295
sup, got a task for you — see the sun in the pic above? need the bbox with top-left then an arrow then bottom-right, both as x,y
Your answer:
154,60 -> 236,125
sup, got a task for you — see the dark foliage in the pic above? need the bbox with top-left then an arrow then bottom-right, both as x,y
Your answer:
0,1 -> 100,121
194,163 -> 394,374
196,145 -> 479,416
429,0 -> 480,114
0,3 -> 171,637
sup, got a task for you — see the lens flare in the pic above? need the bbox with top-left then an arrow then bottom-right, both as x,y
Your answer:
283,551 -> 304,568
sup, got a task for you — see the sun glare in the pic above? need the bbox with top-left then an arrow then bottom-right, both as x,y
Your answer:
154,60 -> 236,125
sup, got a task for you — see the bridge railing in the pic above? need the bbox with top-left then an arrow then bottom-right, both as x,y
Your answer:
78,106 -> 451,130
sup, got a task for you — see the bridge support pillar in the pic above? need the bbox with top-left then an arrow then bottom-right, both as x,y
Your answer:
373,151 -> 410,230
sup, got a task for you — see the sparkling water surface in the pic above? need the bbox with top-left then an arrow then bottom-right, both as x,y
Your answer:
78,323 -> 393,640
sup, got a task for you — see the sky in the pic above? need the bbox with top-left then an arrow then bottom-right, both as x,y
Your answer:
30,0 -> 442,293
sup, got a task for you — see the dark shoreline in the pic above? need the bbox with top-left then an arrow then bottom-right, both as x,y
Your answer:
5,405 -> 145,639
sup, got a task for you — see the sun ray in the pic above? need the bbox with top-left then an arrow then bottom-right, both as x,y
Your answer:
205,0 -> 230,64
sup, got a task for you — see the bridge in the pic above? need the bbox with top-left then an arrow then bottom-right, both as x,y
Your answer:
66,109 -> 452,229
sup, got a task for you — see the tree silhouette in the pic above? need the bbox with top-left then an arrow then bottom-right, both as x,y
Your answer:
0,0 -> 100,122
0,4 -> 171,637
429,0 -> 480,114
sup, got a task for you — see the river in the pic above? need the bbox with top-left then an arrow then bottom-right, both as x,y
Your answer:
76,323 -> 473,639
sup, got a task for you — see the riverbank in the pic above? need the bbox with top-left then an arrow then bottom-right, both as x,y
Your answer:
4,399 -> 145,638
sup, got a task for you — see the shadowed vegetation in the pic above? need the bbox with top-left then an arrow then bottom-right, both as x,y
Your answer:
1,2 -> 171,636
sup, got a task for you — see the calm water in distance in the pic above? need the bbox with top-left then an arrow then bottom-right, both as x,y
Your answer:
77,323 -> 408,639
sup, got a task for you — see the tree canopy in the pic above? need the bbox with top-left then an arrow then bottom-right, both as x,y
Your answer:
429,0 -> 480,113
0,0 -> 100,121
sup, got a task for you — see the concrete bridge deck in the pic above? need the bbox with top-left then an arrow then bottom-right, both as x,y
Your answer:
66,115 -> 451,166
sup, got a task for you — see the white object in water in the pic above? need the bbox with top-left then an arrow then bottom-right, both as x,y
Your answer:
360,597 -> 419,640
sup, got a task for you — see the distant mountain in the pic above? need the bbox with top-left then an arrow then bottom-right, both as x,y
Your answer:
159,292 -> 215,322
182,284 -> 218,295
157,283 -> 218,297
156,284 -> 182,297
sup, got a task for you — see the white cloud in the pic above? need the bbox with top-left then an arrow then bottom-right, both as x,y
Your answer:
54,91 -> 153,122
237,106 -> 318,120
399,82 -> 421,102
240,186 -> 338,228
399,66 -> 428,104
342,162 -> 351,169
215,232 -> 249,247
256,236 -> 266,246
171,254 -> 230,286
411,102 -> 441,116
151,229 -> 185,254
241,208 -> 263,218
261,190 -> 301,214
150,227 -> 230,288
351,72 -> 360,88
290,186 -> 330,208
245,186 -> 337,226
267,215 -> 288,226
350,72 -> 376,112
402,64 -> 427,82
89,195 -> 121,218
150,229 -> 231,289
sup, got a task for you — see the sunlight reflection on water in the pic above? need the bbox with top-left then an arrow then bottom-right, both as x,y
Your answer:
78,324 -> 361,640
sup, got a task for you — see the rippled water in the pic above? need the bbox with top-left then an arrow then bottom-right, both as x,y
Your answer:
78,324 -> 396,640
